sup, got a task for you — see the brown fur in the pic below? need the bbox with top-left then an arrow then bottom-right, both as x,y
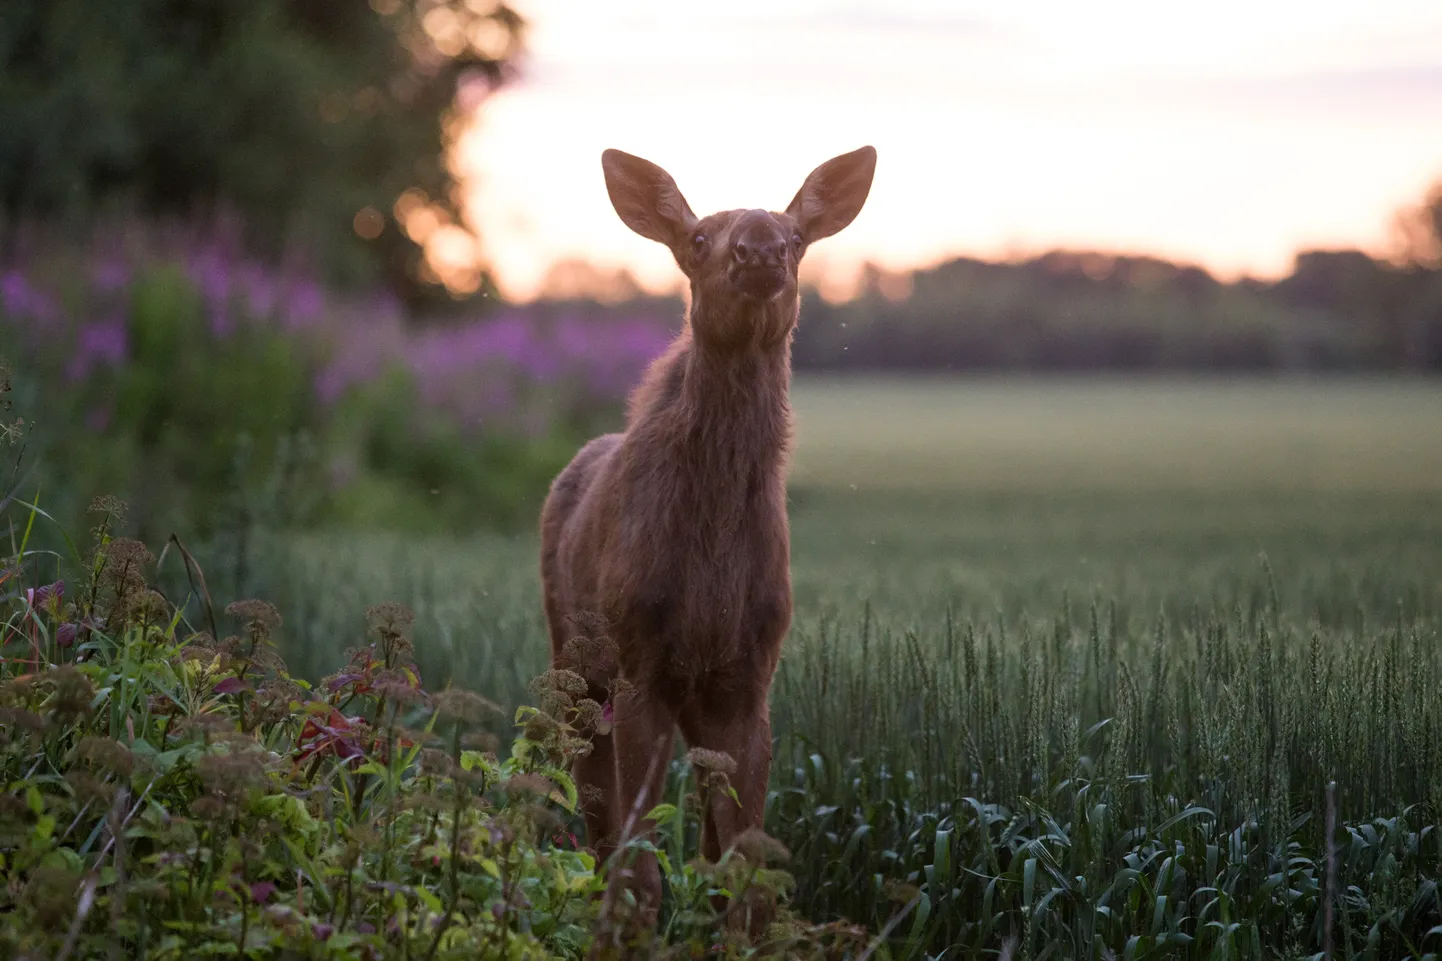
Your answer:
539,145 -> 876,941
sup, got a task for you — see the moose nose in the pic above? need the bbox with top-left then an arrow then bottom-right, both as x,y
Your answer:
732,238 -> 786,268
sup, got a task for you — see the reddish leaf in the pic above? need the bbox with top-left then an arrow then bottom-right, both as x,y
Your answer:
214,677 -> 251,695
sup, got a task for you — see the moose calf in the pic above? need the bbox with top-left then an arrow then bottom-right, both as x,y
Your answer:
540,144 -> 876,938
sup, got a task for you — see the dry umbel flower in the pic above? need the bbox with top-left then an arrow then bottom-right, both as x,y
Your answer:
433,688 -> 501,725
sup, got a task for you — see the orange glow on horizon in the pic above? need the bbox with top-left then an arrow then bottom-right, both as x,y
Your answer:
448,1 -> 1442,303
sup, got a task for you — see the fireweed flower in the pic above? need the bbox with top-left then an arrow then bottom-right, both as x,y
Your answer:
91,258 -> 130,293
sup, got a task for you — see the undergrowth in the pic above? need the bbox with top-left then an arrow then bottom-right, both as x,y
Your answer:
0,496 -> 885,956
5,354 -> 1442,958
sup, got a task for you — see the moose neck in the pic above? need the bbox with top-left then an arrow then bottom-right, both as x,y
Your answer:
674,293 -> 795,477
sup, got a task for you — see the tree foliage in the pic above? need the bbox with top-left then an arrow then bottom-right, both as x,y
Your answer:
0,0 -> 523,300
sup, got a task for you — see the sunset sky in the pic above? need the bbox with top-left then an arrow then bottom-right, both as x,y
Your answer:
450,0 -> 1442,302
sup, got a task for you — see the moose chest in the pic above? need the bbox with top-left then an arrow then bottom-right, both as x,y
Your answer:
609,469 -> 792,689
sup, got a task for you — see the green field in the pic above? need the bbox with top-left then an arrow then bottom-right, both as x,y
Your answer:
249,377 -> 1442,958
789,375 -> 1442,494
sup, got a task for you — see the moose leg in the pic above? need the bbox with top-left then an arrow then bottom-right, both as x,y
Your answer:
679,695 -> 776,937
599,683 -> 675,938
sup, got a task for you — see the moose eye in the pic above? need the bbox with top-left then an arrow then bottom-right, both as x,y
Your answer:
791,233 -> 803,253
692,233 -> 708,251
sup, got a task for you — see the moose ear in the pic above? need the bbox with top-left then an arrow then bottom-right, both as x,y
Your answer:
785,146 -> 877,243
601,149 -> 698,245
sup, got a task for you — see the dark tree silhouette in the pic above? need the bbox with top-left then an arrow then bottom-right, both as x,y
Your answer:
0,0 -> 524,302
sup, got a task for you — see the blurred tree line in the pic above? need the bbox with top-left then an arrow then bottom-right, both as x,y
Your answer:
794,179 -> 1442,372
0,0 -> 523,306
560,179 -> 1442,373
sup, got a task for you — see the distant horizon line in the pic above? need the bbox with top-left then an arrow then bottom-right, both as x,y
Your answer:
499,235 -> 1412,307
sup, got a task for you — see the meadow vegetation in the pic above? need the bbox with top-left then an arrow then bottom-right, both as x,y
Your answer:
6,243 -> 1442,956
1,240 -> 672,541
0,398 -> 886,959
215,379 -> 1442,958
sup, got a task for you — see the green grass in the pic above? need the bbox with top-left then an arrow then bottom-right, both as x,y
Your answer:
788,374 -> 1442,495
232,376 -> 1442,958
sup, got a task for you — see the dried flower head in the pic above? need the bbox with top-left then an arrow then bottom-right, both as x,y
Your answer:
366,602 -> 414,638
123,588 -> 171,628
461,731 -> 499,754
563,610 -> 610,637
685,748 -> 737,776
530,668 -> 588,698
522,710 -> 560,743
433,688 -> 501,725
731,827 -> 790,866
89,495 -> 128,523
184,631 -> 217,650
0,674 -> 39,705
174,711 -> 236,741
75,736 -> 135,777
418,749 -> 456,778
44,665 -> 95,723
247,679 -> 306,728
227,599 -> 282,638
404,792 -> 446,814
517,800 -> 564,834
146,693 -> 181,717
191,794 -> 225,820
65,769 -> 116,807
499,773 -> 555,799
22,865 -> 80,928
197,745 -> 271,800
558,633 -> 619,683
371,669 -> 426,707
393,725 -> 436,748
101,538 -> 153,588
529,668 -> 590,716
0,705 -> 47,735
570,697 -> 605,733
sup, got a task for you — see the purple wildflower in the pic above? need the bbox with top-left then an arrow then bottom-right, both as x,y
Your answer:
283,279 -> 323,329
1,271 -> 32,315
79,318 -> 128,365
25,581 -> 64,608
66,318 -> 129,382
91,258 -> 130,293
1,270 -> 60,326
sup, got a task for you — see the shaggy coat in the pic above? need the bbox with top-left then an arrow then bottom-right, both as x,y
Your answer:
539,145 -> 876,938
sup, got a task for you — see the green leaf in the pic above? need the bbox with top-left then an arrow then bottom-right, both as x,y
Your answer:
539,765 -> 579,813
644,803 -> 677,824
